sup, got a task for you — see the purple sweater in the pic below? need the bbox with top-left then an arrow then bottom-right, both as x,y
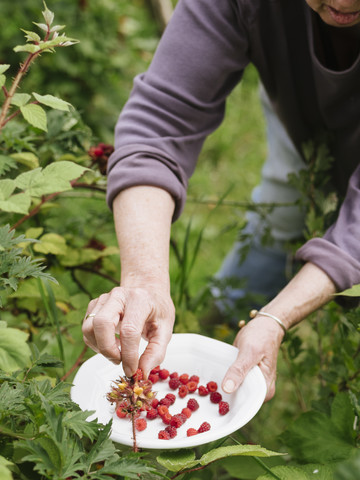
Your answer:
107,0 -> 360,292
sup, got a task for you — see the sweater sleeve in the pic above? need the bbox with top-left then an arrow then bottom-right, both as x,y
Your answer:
106,0 -> 250,220
296,163 -> 360,291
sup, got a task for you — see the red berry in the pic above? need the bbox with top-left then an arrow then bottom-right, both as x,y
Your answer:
178,385 -> 189,398
210,391 -> 222,404
94,147 -> 104,157
159,368 -> 170,380
151,398 -> 159,408
169,377 -> 181,390
170,372 -> 179,379
157,405 -> 169,417
187,398 -> 199,411
150,365 -> 161,374
165,425 -> 178,438
198,385 -> 209,396
189,375 -> 200,383
146,408 -> 158,420
132,368 -> 143,381
149,373 -> 159,384
207,381 -> 218,392
161,412 -> 173,425
158,430 -> 170,440
187,428 -> 198,437
187,381 -> 198,392
219,401 -> 230,415
198,421 -> 211,433
135,418 -> 147,431
159,397 -> 172,407
181,407 -> 192,418
179,373 -> 189,385
165,393 -> 176,405
170,414 -> 185,428
116,406 -> 127,418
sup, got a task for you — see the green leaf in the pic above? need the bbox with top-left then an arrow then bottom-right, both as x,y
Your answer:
25,227 -> 44,240
33,233 -> 67,255
0,456 -> 13,480
0,193 -> 31,214
0,64 -> 10,74
84,423 -> 116,466
156,450 -> 198,472
11,93 -> 31,107
42,2 -> 54,26
10,151 -> 39,169
0,155 -> 17,175
101,456 -> 158,478
20,104 -> 47,131
21,29 -> 41,43
222,455 -> 285,479
257,465 -> 310,480
13,44 -> 41,54
0,75 -> 6,88
335,284 -> 360,297
63,410 -> 99,441
33,22 -> 48,32
32,92 -> 71,111
0,180 -> 16,200
282,393 -> 357,464
200,445 -> 284,467
335,450 -> 360,480
0,325 -> 31,372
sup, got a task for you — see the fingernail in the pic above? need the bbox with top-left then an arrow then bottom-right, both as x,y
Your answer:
223,379 -> 235,393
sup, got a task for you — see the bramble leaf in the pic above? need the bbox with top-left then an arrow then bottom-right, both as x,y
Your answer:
0,456 -> 13,480
0,192 -> 31,214
0,324 -> 31,372
10,151 -> 39,169
0,156 -> 17,176
156,450 -> 198,472
0,64 -> 10,74
13,43 -> 41,54
32,92 -> 71,111
20,104 -> 47,131
33,233 -> 67,255
335,284 -> 360,297
11,93 -> 31,107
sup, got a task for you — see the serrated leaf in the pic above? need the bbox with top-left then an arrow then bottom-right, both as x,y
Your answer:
84,423 -> 116,466
335,284 -> 360,297
10,151 -> 39,169
257,465 -> 310,479
11,93 -> 31,107
0,155 -> 17,175
42,3 -> 54,26
301,463 -> 337,479
200,444 -> 284,466
0,180 -> 16,200
0,326 -> 31,372
0,64 -> 10,74
0,75 -> 6,88
63,410 -> 98,440
33,233 -> 67,255
32,92 -> 71,112
33,22 -> 48,32
50,24 -> 65,32
35,353 -> 63,368
21,29 -> 41,43
335,450 -> 360,480
20,104 -> 47,131
0,193 -> 31,214
0,456 -> 13,480
14,44 -> 41,54
101,456 -> 158,478
156,450 -> 198,472
25,227 -> 44,240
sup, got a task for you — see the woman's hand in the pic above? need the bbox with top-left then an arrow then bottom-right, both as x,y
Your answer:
221,316 -> 284,401
82,285 -> 175,378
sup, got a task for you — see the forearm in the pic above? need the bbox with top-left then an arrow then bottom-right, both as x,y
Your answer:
262,262 -> 336,332
113,186 -> 175,291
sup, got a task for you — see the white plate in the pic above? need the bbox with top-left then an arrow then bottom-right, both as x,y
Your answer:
71,333 -> 266,449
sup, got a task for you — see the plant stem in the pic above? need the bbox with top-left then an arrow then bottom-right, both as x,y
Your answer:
60,344 -> 88,382
131,412 -> 138,452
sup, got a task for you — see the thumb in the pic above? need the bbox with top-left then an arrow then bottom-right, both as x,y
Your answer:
221,349 -> 257,394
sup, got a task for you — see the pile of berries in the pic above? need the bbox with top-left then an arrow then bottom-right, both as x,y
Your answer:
107,365 -> 230,441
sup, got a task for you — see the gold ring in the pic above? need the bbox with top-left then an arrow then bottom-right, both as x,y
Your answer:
86,313 -> 96,318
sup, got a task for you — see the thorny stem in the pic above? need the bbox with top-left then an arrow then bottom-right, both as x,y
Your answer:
131,413 -> 138,452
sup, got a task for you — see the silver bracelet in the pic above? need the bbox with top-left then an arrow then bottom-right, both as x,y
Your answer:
249,309 -> 287,337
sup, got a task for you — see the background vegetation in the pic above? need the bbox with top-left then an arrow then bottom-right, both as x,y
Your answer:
0,1 -> 359,479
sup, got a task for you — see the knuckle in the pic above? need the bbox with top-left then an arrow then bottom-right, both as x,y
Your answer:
121,322 -> 141,338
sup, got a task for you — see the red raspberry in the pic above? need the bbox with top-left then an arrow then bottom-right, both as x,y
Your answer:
198,385 -> 209,396
132,368 -> 143,381
198,422 -> 211,433
161,412 -> 173,425
207,381 -> 218,392
169,377 -> 181,390
187,381 -> 198,392
159,397 -> 172,407
135,418 -> 147,431
157,405 -> 169,417
149,373 -> 159,384
146,408 -> 158,420
116,406 -> 127,418
187,428 -> 198,437
189,375 -> 200,383
210,391 -> 222,404
187,398 -> 199,412
159,368 -> 170,380
150,365 -> 161,374
170,414 -> 185,428
181,407 -> 192,418
158,430 -> 170,440
165,425 -> 178,438
178,385 -> 189,398
170,372 -> 179,379
219,401 -> 230,415
151,398 -> 159,408
165,393 -> 176,405
179,373 -> 189,385
94,147 -> 104,157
